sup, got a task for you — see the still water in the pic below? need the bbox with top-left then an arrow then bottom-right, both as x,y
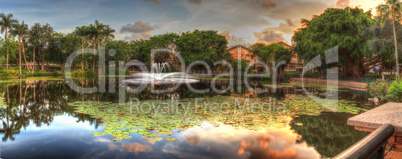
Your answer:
0,79 -> 384,159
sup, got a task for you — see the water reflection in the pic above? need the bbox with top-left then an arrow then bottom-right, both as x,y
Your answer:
162,123 -> 320,159
0,79 -> 386,158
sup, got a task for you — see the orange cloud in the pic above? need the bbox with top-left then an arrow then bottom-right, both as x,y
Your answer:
108,143 -> 152,154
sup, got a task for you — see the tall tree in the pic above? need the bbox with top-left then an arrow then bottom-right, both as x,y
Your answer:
251,43 -> 292,79
0,13 -> 18,69
11,21 -> 29,74
28,24 -> 40,74
75,26 -> 87,70
377,0 -> 402,80
293,7 -> 374,78
175,30 -> 229,67
27,23 -> 53,71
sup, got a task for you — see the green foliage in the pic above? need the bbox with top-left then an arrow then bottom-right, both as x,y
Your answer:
293,7 -> 374,77
135,33 -> 180,64
52,71 -> 62,77
285,71 -> 301,78
176,30 -> 230,67
69,69 -> 96,77
364,73 -> 393,80
368,81 -> 389,99
0,68 -> 21,79
387,80 -> 402,102
105,40 -> 133,62
250,42 -> 292,79
230,59 -> 249,72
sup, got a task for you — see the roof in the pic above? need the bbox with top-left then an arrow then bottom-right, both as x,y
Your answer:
227,45 -> 251,51
275,41 -> 292,48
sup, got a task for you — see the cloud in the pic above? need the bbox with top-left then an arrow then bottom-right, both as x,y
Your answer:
336,0 -> 351,8
268,1 -> 330,21
108,143 -> 152,154
254,30 -> 285,43
120,20 -> 154,33
246,0 -> 278,11
124,32 -> 152,41
188,0 -> 202,5
144,0 -> 162,5
220,31 -> 245,42
145,0 -> 201,5
162,123 -> 320,159
273,19 -> 300,34
220,31 -> 248,46
185,134 -> 200,146
121,20 -> 154,41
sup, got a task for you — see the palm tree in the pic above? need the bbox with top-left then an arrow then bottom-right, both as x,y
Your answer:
75,26 -> 87,70
378,0 -> 402,80
89,20 -> 105,71
12,21 -> 29,74
87,24 -> 97,71
93,20 -> 105,52
21,23 -> 31,73
102,25 -> 115,43
0,13 -> 18,69
29,23 -> 40,74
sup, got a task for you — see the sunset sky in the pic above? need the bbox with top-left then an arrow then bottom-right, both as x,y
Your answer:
1,0 -> 385,46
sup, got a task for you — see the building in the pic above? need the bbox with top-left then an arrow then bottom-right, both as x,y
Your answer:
227,45 -> 264,73
275,42 -> 304,72
228,42 -> 304,73
227,45 -> 257,63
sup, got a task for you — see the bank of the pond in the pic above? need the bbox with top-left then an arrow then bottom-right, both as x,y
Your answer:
290,78 -> 369,90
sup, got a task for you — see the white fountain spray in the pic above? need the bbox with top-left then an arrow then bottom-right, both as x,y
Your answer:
122,62 -> 199,85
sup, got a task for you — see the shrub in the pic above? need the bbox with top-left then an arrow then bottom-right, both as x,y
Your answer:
368,81 -> 389,99
0,68 -> 20,79
387,80 -> 402,102
53,71 -> 63,77
285,71 -> 301,78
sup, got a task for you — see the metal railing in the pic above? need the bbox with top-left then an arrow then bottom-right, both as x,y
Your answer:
334,124 -> 394,159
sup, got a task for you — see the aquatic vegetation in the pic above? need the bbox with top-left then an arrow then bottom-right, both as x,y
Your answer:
283,95 -> 367,115
68,95 -> 365,142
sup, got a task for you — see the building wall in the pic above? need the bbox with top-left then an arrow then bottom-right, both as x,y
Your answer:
228,46 -> 257,63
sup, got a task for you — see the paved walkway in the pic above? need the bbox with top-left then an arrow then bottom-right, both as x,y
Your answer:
348,102 -> 402,158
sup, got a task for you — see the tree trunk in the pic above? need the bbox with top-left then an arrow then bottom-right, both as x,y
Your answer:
393,18 -> 400,81
18,38 -> 22,75
82,38 -> 84,70
22,36 -> 31,73
93,41 -> 96,71
33,47 -> 36,74
5,28 -> 8,70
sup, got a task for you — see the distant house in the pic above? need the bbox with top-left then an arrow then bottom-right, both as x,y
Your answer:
227,45 -> 257,63
227,42 -> 305,73
227,45 -> 262,72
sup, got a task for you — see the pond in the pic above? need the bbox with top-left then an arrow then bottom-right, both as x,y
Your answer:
0,78 -> 386,158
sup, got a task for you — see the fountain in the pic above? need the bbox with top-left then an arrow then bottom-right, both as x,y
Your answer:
122,62 -> 199,85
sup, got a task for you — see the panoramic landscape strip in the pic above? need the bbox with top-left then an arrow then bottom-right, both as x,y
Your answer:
0,0 -> 402,159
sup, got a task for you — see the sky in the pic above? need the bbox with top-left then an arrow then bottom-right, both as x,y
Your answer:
0,0 -> 385,46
